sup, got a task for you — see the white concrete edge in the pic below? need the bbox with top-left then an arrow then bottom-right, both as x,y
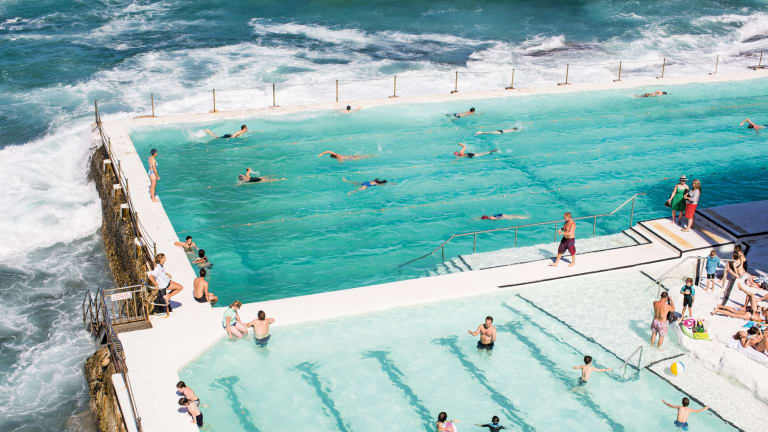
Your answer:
103,69 -> 768,128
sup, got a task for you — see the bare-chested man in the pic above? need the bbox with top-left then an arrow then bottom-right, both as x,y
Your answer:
740,118 -> 765,134
662,398 -> 709,431
651,292 -> 675,348
317,151 -> 374,162
468,316 -> 497,350
452,107 -> 476,118
249,310 -> 275,346
192,268 -> 217,305
204,124 -> 248,139
550,212 -> 576,267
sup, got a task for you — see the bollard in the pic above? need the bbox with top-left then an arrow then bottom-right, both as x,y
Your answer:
710,55 -> 719,75
335,80 -> 339,103
94,100 -> 99,124
151,93 -> 155,117
505,69 -> 515,90
210,89 -> 218,113
271,83 -> 278,107
557,64 -> 570,86
389,76 -> 398,98
613,61 -> 622,82
451,71 -> 458,94
658,57 -> 666,79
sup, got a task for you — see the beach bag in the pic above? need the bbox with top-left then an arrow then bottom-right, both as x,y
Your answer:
664,199 -> 671,208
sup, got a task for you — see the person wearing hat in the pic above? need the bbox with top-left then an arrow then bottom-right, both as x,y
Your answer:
148,148 -> 159,202
666,175 -> 689,226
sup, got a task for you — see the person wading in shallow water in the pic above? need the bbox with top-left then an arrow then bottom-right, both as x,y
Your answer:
550,212 -> 576,267
468,316 -> 497,350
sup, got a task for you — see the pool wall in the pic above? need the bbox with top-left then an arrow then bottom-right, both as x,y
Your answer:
91,70 -> 768,432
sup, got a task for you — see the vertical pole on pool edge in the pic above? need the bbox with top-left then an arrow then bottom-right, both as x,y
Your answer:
593,216 -> 597,237
558,64 -> 570,85
710,55 -> 719,75
505,68 -> 515,90
473,234 -> 476,253
151,93 -> 155,117
695,257 -> 702,287
759,51 -> 764,69
94,100 -> 99,125
629,195 -> 636,227
211,89 -> 217,113
554,222 -> 558,243
389,76 -> 398,98
451,71 -> 458,94
514,228 -> 518,247
614,61 -> 622,82
335,80 -> 339,103
272,83 -> 277,107
660,57 -> 666,79
441,246 -> 445,261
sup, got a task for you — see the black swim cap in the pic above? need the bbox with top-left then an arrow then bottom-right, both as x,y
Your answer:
150,148 -> 157,155
470,107 -> 475,112
346,105 -> 351,110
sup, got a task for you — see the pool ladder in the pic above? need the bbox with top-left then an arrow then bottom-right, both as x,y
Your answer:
619,345 -> 643,378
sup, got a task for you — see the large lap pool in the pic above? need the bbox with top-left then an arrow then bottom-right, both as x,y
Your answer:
179,274 -> 732,432
132,79 -> 768,302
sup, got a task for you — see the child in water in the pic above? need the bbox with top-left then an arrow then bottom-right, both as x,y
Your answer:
572,355 -> 611,384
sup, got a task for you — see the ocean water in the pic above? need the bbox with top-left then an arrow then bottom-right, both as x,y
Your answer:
132,78 -> 768,303
179,271 -> 730,432
2,0 -> 768,429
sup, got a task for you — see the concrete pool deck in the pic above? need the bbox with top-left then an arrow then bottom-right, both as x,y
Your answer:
96,73 -> 768,431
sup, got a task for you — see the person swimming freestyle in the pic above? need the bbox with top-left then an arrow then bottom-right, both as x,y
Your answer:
237,168 -> 284,184
480,214 -> 528,220
204,124 -> 248,139
740,118 -> 766,134
454,142 -> 497,159
640,90 -> 667,97
475,127 -> 519,136
317,151 -> 374,162
452,107 -> 475,118
343,177 -> 387,194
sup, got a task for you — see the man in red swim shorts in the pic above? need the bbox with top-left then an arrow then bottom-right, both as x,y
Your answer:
550,212 -> 576,267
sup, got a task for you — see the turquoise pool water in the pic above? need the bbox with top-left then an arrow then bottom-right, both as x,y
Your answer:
132,79 -> 768,303
179,278 -> 732,432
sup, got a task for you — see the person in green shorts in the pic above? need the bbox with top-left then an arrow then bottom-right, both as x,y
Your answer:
666,175 -> 689,226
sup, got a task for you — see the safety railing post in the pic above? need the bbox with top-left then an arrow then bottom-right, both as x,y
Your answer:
272,83 -> 278,107
629,195 -> 636,227
759,51 -> 764,69
710,55 -> 719,75
211,89 -> 218,113
335,80 -> 339,103
150,93 -> 155,117
451,71 -> 458,94
554,222 -> 558,242
94,100 -> 99,124
558,64 -> 570,86
441,245 -> 445,261
593,216 -> 597,237
613,61 -> 622,82
514,228 -> 518,247
658,57 -> 666,79
505,68 -> 515,90
389,76 -> 398,98
473,234 -> 477,253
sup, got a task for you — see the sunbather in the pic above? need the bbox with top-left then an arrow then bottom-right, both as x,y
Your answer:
712,304 -> 762,321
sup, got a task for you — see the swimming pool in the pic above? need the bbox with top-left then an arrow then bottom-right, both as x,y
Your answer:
132,78 -> 768,303
179,277 -> 732,432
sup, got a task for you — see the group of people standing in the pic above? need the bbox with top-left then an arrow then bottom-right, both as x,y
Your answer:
666,175 -> 701,232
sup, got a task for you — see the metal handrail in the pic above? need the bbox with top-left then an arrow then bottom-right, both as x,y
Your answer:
654,255 -> 735,290
399,193 -> 646,268
619,345 -> 643,377
95,107 -> 157,261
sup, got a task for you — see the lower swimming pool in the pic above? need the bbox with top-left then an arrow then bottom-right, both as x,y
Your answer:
179,274 -> 732,432
131,78 -> 768,303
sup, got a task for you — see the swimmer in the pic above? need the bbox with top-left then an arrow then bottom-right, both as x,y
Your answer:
572,355 -> 611,384
662,398 -> 708,431
174,236 -> 197,252
740,118 -> 766,134
480,214 -> 529,220
317,151 -> 374,162
475,127 -> 519,136
247,310 -> 274,346
640,90 -> 667,97
192,249 -> 212,269
454,142 -> 497,159
468,316 -> 496,350
204,124 -> 248,139
452,107 -> 476,118
476,416 -> 505,432
342,177 -> 387,195
237,168 -> 284,184
341,105 -> 361,114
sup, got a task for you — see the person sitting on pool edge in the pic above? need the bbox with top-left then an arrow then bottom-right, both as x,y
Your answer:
343,177 -> 387,194
204,124 -> 248,139
740,118 -> 766,134
317,150 -> 374,162
468,316 -> 496,350
193,268 -> 217,305
481,213 -> 528,220
475,127 -> 519,135
640,90 -> 667,97
452,107 -> 475,118
454,142 -> 497,159
237,168 -> 284,184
